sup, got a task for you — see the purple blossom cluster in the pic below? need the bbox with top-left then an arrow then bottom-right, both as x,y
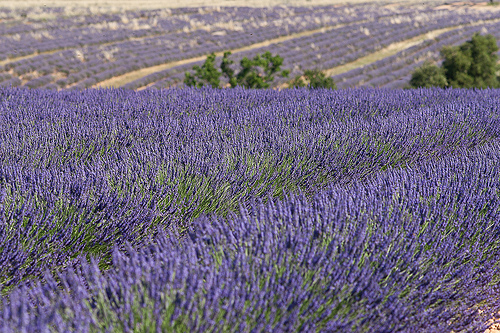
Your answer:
0,87 -> 499,331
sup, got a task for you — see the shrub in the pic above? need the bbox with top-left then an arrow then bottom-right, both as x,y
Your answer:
185,51 -> 290,89
441,33 -> 500,88
410,33 -> 500,89
289,69 -> 337,89
409,61 -> 448,88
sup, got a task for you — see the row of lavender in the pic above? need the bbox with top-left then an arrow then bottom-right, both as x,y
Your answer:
0,5 -> 336,87
125,10 -> 500,91
0,4 -> 393,88
0,6 -> 300,58
0,6 -> 206,37
0,87 -> 499,331
0,3 -> 488,90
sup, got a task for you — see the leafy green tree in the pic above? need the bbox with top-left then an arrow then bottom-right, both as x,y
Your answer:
235,51 -> 290,88
410,33 -> 500,89
441,33 -> 500,88
289,69 -> 337,89
409,61 -> 448,88
184,51 -> 290,89
220,51 -> 237,87
184,53 -> 221,88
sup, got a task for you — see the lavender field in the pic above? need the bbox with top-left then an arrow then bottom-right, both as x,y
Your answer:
0,86 -> 499,332
0,2 -> 500,91
1,0 -> 500,332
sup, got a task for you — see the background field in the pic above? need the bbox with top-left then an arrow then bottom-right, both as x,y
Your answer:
0,0 -> 499,91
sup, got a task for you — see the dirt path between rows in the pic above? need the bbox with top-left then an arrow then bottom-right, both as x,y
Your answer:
322,27 -> 460,77
91,21 -> 369,89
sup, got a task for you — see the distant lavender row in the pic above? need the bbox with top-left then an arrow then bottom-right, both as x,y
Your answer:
0,6 -> 206,36
0,4 -> 451,90
0,6 -> 318,60
128,11 -> 500,91
0,86 -> 499,330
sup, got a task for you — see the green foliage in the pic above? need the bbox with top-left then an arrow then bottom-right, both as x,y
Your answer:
442,33 -> 500,88
289,68 -> 337,89
409,61 -> 448,88
410,33 -> 500,89
184,51 -> 290,89
184,53 -> 221,88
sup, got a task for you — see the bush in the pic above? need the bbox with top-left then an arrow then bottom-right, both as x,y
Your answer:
441,33 -> 500,88
185,51 -> 290,89
410,33 -> 500,89
409,61 -> 448,88
289,69 -> 337,89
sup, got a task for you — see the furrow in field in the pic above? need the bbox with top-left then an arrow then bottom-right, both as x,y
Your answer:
109,15 -> 500,90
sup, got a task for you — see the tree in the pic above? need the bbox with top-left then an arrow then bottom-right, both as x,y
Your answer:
289,69 -> 337,89
410,33 -> 500,89
409,61 -> 448,88
184,51 -> 290,89
442,33 -> 500,88
184,53 -> 221,88
220,51 -> 237,87
235,51 -> 290,89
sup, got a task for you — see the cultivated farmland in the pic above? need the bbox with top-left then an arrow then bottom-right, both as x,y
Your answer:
0,1 -> 500,332
0,2 -> 499,90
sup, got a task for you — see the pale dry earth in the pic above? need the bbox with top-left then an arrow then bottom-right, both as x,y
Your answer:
1,0 -> 499,12
0,0 -> 454,10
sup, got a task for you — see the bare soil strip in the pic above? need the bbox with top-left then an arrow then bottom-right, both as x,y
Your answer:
0,0 -> 448,10
322,27 -> 458,78
92,22 -> 367,89
3,0 -> 497,11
